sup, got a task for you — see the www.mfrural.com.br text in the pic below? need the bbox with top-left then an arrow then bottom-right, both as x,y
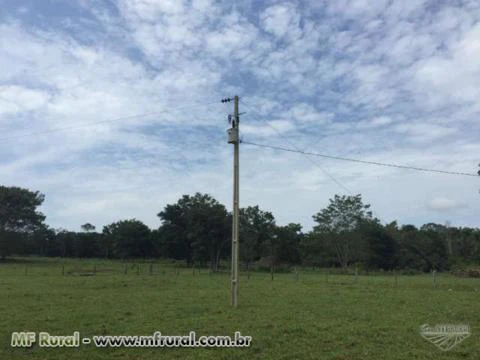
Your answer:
11,331 -> 252,348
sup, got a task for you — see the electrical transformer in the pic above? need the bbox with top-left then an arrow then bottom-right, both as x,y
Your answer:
227,127 -> 239,144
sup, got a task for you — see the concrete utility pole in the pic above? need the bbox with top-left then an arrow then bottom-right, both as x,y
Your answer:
224,95 -> 240,307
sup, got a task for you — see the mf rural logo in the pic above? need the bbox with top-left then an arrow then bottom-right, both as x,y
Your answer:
420,324 -> 471,351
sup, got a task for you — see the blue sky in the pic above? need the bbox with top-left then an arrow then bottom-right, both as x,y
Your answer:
1,0 -> 479,231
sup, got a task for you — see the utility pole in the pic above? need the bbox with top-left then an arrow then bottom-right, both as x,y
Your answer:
224,95 -> 240,307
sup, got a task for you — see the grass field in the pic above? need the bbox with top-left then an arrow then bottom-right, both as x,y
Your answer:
0,257 -> 479,360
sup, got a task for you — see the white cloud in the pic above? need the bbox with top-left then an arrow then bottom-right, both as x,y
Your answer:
242,120 -> 295,137
0,0 -> 479,232
393,123 -> 457,143
323,0 -> 390,20
260,3 -> 301,39
0,85 -> 50,117
121,0 -> 186,20
205,21 -> 259,59
286,103 -> 334,124
357,116 -> 393,129
412,23 -> 480,108
427,197 -> 468,212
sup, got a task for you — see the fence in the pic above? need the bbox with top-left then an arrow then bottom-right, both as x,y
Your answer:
1,259 -> 478,292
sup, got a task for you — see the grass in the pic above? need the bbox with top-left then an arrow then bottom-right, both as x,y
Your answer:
0,257 -> 479,359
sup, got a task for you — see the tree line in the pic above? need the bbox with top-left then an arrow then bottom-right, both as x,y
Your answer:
1,186 -> 479,272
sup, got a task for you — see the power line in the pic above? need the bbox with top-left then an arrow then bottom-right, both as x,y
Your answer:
0,100 -> 219,143
240,99 -> 353,194
242,140 -> 479,178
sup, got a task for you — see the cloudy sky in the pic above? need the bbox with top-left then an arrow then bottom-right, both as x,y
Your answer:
1,0 -> 479,232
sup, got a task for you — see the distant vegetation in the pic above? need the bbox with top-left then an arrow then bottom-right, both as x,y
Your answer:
1,185 -> 479,272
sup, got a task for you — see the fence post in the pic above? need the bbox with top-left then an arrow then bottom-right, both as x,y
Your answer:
354,266 -> 359,284
432,270 -> 437,288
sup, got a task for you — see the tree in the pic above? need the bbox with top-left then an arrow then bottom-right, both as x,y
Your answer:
54,229 -> 78,257
27,225 -> 56,256
312,194 -> 372,268
81,223 -> 96,232
395,224 -> 449,271
150,229 -> 165,258
76,223 -> 101,258
0,186 -> 46,259
75,232 -> 101,258
418,229 -> 449,271
239,205 -> 276,272
189,198 -> 229,270
300,232 -> 333,268
274,223 -> 303,264
157,193 -> 229,270
451,227 -> 479,262
361,220 -> 399,270
103,219 -> 152,258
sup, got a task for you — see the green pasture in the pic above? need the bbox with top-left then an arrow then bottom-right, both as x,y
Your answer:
0,257 -> 478,359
